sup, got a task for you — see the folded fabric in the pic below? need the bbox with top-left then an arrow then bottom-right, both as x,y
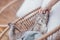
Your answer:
20,31 -> 42,40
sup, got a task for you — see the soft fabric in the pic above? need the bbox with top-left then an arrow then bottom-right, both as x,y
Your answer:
16,0 -> 43,18
20,31 -> 42,40
41,0 -> 51,8
47,1 -> 60,40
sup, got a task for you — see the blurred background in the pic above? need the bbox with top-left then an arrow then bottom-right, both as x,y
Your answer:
0,0 -> 24,40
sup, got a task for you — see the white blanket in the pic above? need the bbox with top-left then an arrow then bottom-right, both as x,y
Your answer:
16,0 -> 43,18
47,1 -> 60,40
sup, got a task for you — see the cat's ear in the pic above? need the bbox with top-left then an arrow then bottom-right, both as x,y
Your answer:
8,23 -> 15,28
8,23 -> 11,26
8,23 -> 14,26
